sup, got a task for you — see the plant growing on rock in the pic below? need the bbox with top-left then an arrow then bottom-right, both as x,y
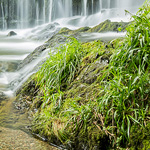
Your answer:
98,1 -> 150,147
29,2 -> 150,149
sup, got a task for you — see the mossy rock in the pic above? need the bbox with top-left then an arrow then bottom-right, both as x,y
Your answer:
130,123 -> 150,150
87,20 -> 130,33
67,125 -> 110,150
16,38 -> 125,149
58,26 -> 91,36
58,27 -> 72,35
57,20 -> 130,37
68,26 -> 91,35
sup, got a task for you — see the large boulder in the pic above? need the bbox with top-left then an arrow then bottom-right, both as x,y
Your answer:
7,31 -> 17,36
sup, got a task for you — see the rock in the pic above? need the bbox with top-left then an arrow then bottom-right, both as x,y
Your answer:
28,22 -> 61,40
87,20 -> 130,33
58,27 -> 72,35
7,31 -> 17,36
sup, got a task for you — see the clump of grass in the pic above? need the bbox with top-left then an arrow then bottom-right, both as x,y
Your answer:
98,1 -> 150,147
32,38 -> 113,148
36,37 -> 84,99
32,37 -> 86,144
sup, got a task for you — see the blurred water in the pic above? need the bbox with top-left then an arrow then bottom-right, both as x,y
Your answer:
0,32 -> 43,97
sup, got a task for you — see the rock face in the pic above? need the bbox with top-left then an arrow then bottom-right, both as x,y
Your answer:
7,31 -> 17,36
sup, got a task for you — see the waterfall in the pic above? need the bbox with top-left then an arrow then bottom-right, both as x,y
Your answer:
108,0 -> 110,8
83,0 -> 88,16
36,2 -> 39,25
91,0 -> 94,14
0,0 -> 145,29
49,0 -> 53,22
99,0 -> 102,11
64,0 -> 72,17
1,2 -> 6,30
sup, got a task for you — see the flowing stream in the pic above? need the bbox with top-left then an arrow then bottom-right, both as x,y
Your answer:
0,32 -> 58,150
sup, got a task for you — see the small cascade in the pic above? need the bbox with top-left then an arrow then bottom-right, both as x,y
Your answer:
91,0 -> 94,14
108,0 -> 111,9
64,0 -> 73,17
0,0 -> 145,29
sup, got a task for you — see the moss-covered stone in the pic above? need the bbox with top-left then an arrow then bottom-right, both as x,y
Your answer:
68,26 -> 91,35
130,123 -> 150,150
87,20 -> 130,33
58,26 -> 91,36
58,27 -> 72,35
15,37 -> 126,149
57,20 -> 129,37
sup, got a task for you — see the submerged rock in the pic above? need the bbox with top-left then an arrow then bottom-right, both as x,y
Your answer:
7,31 -> 17,36
0,61 -> 19,72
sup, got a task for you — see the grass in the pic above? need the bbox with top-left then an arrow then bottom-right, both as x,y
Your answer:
97,1 -> 150,146
29,2 -> 150,149
36,37 -> 84,98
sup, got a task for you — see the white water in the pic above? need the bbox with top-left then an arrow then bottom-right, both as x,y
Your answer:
0,32 -> 44,97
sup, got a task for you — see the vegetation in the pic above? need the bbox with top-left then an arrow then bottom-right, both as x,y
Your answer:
97,2 -> 150,146
16,2 -> 150,149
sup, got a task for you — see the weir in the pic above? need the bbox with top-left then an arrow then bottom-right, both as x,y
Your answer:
0,0 -> 145,29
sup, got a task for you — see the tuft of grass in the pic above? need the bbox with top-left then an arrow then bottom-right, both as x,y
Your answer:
97,1 -> 150,146
36,37 -> 84,99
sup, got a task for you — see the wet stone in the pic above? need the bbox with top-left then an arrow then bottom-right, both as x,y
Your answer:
7,31 -> 17,36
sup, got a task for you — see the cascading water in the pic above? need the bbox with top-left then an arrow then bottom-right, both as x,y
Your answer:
83,0 -> 88,16
0,0 -> 145,29
1,3 -> 6,30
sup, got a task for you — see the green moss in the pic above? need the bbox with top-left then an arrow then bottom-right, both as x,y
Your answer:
58,27 -> 91,36
130,123 -> 150,150
87,20 -> 130,33
58,27 -> 72,35
68,26 -> 91,35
